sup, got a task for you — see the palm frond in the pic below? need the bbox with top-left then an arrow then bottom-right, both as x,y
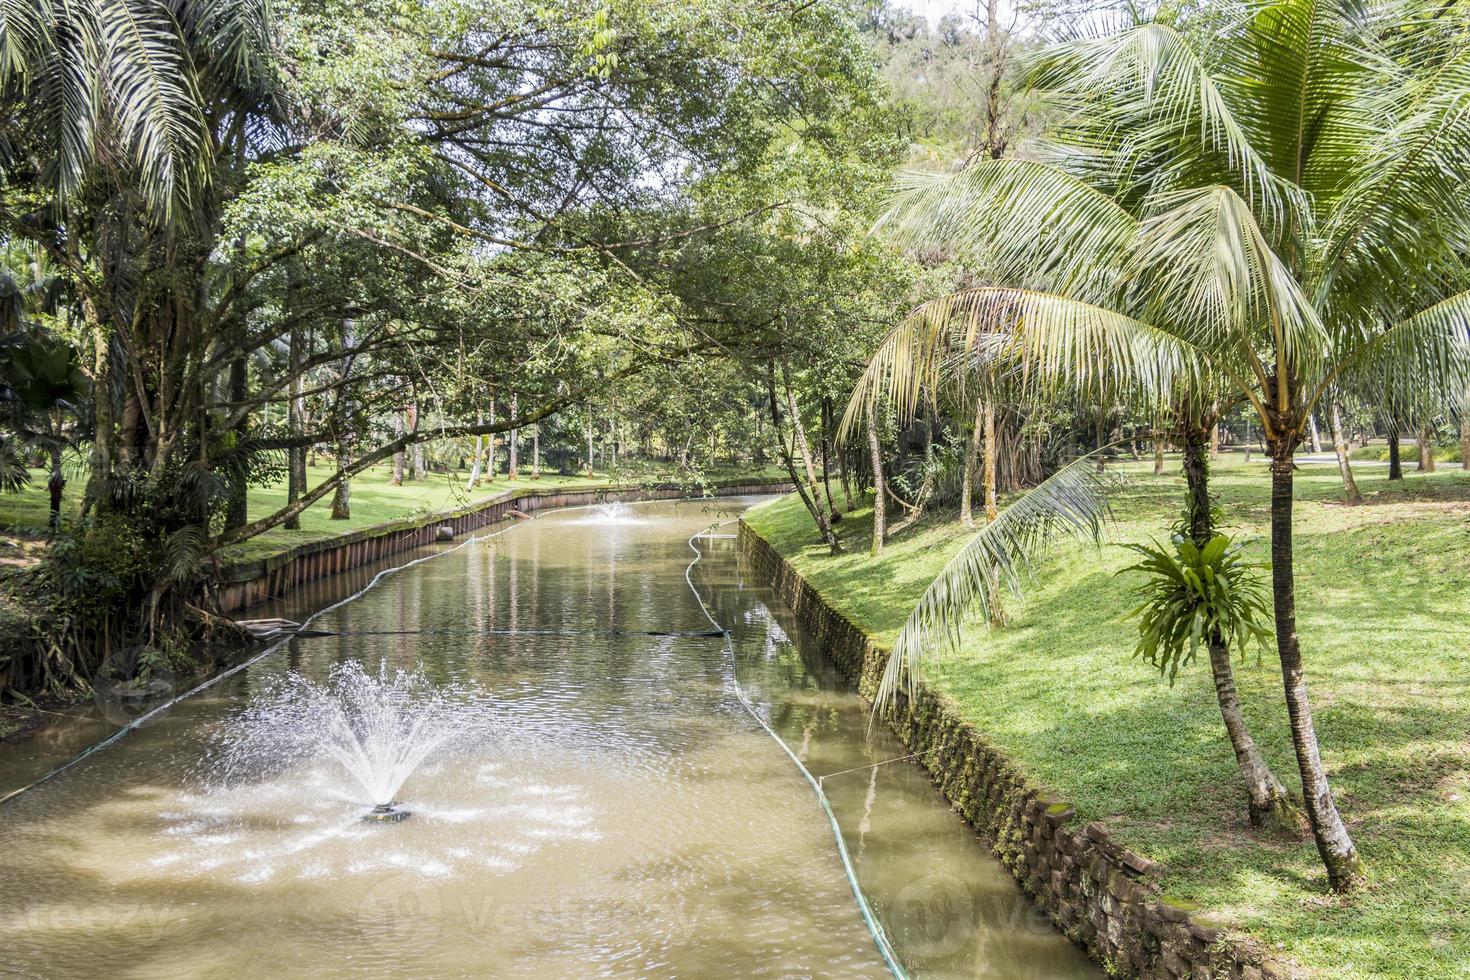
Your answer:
0,0 -> 46,80
872,455 -> 1117,714
1032,22 -> 1298,226
839,287 -> 1203,442
1317,44 -> 1470,317
1136,185 -> 1327,367
1322,288 -> 1470,421
874,160 -> 1139,303
97,0 -> 208,217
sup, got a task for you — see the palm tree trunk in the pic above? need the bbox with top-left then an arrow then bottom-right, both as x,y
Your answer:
1209,421 -> 1219,460
1181,425 -> 1212,543
1308,414 -> 1322,453
961,396 -> 983,528
1153,432 -> 1165,476
1330,402 -> 1361,503
1418,427 -> 1436,472
1387,430 -> 1403,480
1269,450 -> 1365,892
1208,638 -> 1295,829
1183,424 -> 1295,829
865,398 -> 885,557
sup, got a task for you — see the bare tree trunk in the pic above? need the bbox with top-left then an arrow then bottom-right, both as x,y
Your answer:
865,398 -> 885,557
403,402 -> 419,481
585,417 -> 594,477
84,324 -> 115,517
1388,429 -> 1403,480
1269,448 -> 1365,892
508,393 -> 518,480
961,396 -> 983,528
224,357 -> 249,531
1419,426 -> 1436,472
1153,432 -> 1165,476
1462,410 -> 1470,472
329,320 -> 356,520
838,444 -> 856,513
285,327 -> 305,530
982,403 -> 998,522
392,412 -> 405,486
768,359 -> 840,553
532,429 -> 541,479
466,405 -> 483,490
819,397 -> 839,521
411,405 -> 426,480
781,359 -> 829,529
47,444 -> 65,531
1330,402 -> 1361,503
485,396 -> 497,480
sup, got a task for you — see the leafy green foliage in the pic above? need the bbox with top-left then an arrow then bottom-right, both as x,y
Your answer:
1122,534 -> 1271,684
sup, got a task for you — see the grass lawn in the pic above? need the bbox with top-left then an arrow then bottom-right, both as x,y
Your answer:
744,455 -> 1470,980
1,460 -> 790,563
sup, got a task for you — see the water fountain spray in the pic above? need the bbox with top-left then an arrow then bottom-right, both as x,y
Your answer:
212,661 -> 493,824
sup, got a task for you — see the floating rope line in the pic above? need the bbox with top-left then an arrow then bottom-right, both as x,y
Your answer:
684,520 -> 907,980
286,627 -> 727,639
817,752 -> 924,787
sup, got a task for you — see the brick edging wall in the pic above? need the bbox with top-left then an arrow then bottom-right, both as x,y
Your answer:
738,520 -> 1288,980
208,480 -> 791,615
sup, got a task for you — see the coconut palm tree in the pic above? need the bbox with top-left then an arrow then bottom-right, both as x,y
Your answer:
0,0 -> 273,220
849,0 -> 1470,892
851,165 -> 1303,832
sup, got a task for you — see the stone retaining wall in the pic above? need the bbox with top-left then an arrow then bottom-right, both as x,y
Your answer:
738,521 -> 1289,980
210,480 -> 790,614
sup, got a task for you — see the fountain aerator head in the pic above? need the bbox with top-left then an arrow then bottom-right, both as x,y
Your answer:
363,802 -> 410,824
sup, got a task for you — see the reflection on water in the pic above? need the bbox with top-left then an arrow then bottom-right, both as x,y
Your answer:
0,497 -> 1097,978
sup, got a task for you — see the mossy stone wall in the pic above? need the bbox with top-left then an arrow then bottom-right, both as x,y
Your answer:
739,520 -> 1287,980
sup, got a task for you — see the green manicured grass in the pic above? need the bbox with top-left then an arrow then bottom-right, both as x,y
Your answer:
745,456 -> 1470,979
2,461 -> 790,563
